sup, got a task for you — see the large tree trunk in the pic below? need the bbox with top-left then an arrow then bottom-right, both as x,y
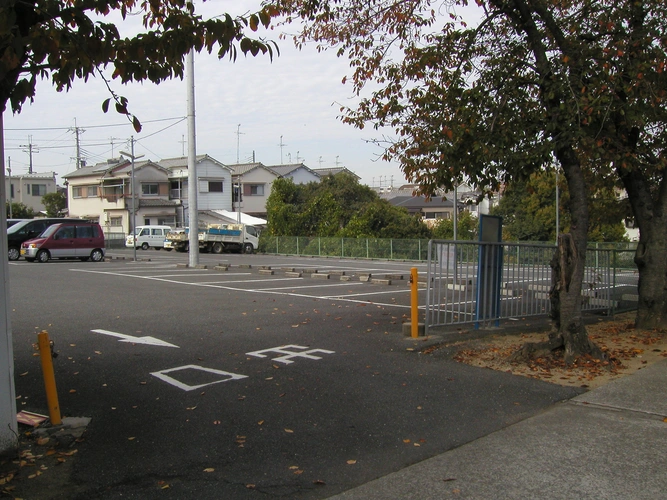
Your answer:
617,167 -> 667,329
512,151 -> 605,364
501,0 -> 604,363
635,235 -> 667,329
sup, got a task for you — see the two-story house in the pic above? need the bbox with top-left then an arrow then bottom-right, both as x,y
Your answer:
228,163 -> 280,218
158,155 -> 233,227
227,162 -> 323,218
5,171 -> 59,214
267,163 -> 321,184
63,158 -> 178,234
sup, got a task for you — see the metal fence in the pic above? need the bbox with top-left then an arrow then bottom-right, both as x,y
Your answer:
259,235 -> 430,261
104,231 -> 127,249
425,240 -> 638,333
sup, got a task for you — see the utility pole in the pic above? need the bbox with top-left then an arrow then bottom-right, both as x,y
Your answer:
335,155 -> 340,167
186,49 -> 199,268
0,112 -> 18,454
70,119 -> 85,169
7,158 -> 11,218
278,136 -> 286,164
20,135 -> 38,174
120,138 -> 144,263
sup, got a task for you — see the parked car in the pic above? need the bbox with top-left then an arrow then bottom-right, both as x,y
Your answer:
7,218 -> 84,261
125,225 -> 173,250
21,222 -> 105,263
7,219 -> 27,228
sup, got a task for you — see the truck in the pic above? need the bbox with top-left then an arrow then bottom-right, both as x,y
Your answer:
164,223 -> 259,254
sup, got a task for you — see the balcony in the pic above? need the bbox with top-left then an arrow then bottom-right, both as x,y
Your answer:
170,188 -> 188,200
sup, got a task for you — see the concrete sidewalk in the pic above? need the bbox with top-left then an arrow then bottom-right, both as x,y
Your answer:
328,359 -> 667,500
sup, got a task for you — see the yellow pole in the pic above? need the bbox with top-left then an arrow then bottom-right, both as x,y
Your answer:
38,331 -> 62,426
410,267 -> 419,338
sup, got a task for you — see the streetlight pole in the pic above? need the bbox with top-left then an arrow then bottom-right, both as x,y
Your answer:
120,139 -> 144,262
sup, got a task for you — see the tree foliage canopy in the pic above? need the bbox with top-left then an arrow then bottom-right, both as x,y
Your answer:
1,0 -> 280,124
491,170 -> 630,243
274,0 -> 667,332
266,174 -> 430,238
5,202 -> 34,218
42,191 -> 67,217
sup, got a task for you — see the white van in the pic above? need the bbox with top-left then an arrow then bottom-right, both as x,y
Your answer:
126,225 -> 172,250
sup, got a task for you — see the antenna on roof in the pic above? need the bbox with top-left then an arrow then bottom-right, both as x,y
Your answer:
179,134 -> 186,156
235,124 -> 245,164
278,135 -> 287,164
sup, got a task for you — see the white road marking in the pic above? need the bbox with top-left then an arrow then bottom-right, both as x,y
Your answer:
151,365 -> 247,391
72,269 -> 413,309
246,345 -> 335,364
91,329 -> 179,348
252,282 -> 364,291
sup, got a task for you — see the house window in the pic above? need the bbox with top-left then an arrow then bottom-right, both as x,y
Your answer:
248,184 -> 264,196
199,179 -> 224,193
87,186 -> 98,197
142,183 -> 159,196
10,184 -> 14,198
72,187 -> 83,198
110,217 -> 122,227
31,184 -> 47,196
158,217 -> 175,226
103,184 -> 123,200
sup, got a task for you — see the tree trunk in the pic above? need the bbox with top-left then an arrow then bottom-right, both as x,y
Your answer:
616,166 -> 667,330
512,151 -> 605,364
634,226 -> 667,329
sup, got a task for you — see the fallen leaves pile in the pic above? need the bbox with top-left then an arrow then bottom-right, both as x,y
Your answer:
0,439 -> 80,498
449,313 -> 667,389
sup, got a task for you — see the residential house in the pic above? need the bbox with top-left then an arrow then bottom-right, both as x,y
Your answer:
228,162 -> 280,218
267,163 -> 321,185
5,171 -> 58,214
158,155 -> 233,227
389,195 -> 459,224
63,158 -> 178,234
312,167 -> 361,181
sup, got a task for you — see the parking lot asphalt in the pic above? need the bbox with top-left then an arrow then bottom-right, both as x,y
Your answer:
9,250 -> 584,499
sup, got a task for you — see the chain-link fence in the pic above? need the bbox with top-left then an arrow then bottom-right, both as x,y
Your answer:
259,235 -> 430,261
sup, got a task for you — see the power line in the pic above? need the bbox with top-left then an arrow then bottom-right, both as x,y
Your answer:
5,116 -> 186,132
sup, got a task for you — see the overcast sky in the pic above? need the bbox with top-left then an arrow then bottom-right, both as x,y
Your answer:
3,2 -> 415,190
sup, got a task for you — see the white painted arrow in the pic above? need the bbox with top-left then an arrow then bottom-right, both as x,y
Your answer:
91,329 -> 179,348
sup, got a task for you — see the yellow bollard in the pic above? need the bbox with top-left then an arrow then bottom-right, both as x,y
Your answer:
410,267 -> 419,338
38,330 -> 62,426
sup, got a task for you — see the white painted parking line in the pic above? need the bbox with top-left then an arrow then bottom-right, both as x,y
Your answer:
323,288 -> 412,299
202,277 -> 304,285
72,269 -> 414,309
148,273 -> 252,279
91,329 -> 179,348
150,365 -> 247,391
252,282 -> 365,291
